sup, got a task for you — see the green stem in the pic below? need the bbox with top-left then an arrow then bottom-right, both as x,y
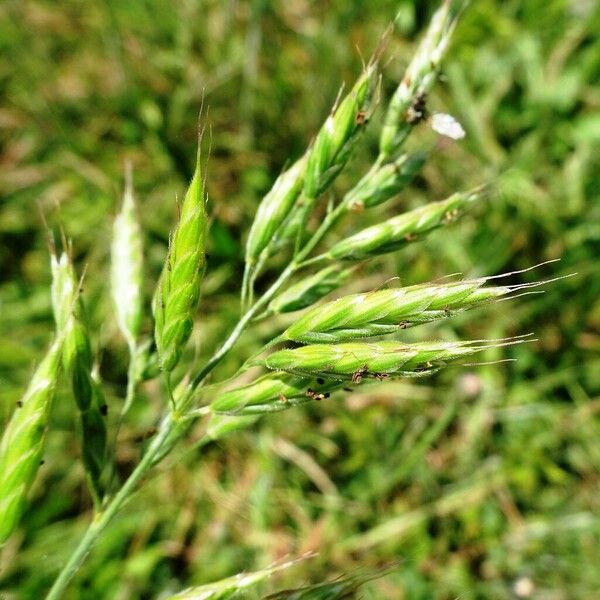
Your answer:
46,415 -> 175,600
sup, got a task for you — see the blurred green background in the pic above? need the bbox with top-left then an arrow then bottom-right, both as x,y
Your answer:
1,0 -> 599,598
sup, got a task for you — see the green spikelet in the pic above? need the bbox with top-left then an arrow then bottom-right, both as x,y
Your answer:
303,62 -> 378,202
283,276 -> 514,343
262,339 -> 519,380
153,143 -> 208,373
111,166 -> 144,350
245,154 -> 308,268
211,372 -> 339,416
328,188 -> 483,261
0,338 -> 63,545
380,0 -> 459,158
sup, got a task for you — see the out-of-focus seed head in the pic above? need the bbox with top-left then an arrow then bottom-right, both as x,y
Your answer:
304,62 -> 378,200
153,141 -> 208,373
111,167 -> 144,349
0,338 -> 63,545
345,153 -> 425,210
268,265 -> 353,314
245,154 -> 307,266
328,188 -> 483,261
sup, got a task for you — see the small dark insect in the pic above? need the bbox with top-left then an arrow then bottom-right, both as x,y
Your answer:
39,460 -> 45,466
306,388 -> 329,401
316,377 -> 325,385
16,400 -> 23,408
355,110 -> 368,125
143,427 -> 158,440
406,90 -> 428,125
372,372 -> 390,381
399,321 -> 409,329
443,305 -> 451,315
100,404 -> 108,416
343,387 -> 354,392
352,364 -> 369,384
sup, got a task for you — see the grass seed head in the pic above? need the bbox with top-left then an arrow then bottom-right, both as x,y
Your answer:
328,187 -> 483,261
111,168 -> 144,349
304,62 -> 378,200
153,141 -> 208,373
344,153 -> 425,210
380,1 -> 458,157
245,153 -> 308,266
0,338 -> 63,545
263,339 -> 513,380
283,277 -> 510,343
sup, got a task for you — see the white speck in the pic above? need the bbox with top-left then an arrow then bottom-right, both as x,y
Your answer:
431,113 -> 465,140
514,576 -> 535,598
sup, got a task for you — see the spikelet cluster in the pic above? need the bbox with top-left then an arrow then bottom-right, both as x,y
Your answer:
153,147 -> 207,373
0,338 -> 63,545
245,154 -> 307,268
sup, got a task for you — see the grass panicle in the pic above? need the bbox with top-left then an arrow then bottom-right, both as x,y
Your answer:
153,135 -> 208,374
111,165 -> 144,351
0,337 -> 63,545
327,187 -> 484,261
212,372 -> 327,414
37,4 -> 558,598
380,0 -> 459,158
